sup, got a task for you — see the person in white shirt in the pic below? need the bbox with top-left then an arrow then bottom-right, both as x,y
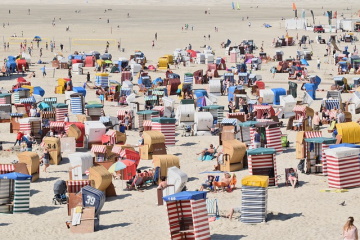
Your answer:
337,109 -> 345,123
64,114 -> 69,122
29,105 -> 37,117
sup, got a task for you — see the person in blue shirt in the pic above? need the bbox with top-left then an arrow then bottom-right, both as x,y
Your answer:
253,129 -> 261,148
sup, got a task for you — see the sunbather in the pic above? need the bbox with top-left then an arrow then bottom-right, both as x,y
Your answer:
127,169 -> 141,186
199,175 -> 215,191
227,207 -> 241,220
213,173 -> 231,191
229,173 -> 237,190
213,150 -> 224,170
288,168 -> 298,188
196,144 -> 216,158
157,176 -> 168,190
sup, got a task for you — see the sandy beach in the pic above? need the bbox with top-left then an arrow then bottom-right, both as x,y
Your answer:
0,1 -> 360,239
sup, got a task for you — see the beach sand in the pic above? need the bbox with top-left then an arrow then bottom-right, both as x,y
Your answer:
0,1 -> 359,239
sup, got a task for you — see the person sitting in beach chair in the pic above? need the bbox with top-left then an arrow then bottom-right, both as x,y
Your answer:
285,168 -> 298,188
229,173 -> 237,191
126,169 -> 142,188
127,175 -> 145,190
157,176 -> 168,190
213,173 -> 231,191
199,175 -> 215,191
292,115 -> 304,131
213,150 -> 224,170
197,144 -> 218,161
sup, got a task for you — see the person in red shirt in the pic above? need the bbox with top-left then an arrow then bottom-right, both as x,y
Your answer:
14,131 -> 24,146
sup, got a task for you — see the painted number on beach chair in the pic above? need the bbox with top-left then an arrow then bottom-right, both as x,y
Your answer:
85,195 -> 96,206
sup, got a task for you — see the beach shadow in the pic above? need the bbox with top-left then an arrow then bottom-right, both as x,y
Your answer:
180,142 -> 197,147
211,234 -> 247,239
30,189 -> 40,197
0,223 -> 11,227
106,193 -> 131,202
282,148 -> 295,153
298,180 -> 307,187
37,177 -> 58,182
75,148 -> 91,153
100,222 -> 131,230
188,177 -> 199,182
101,209 -> 123,215
173,153 -> 182,156
60,157 -> 70,164
30,206 -> 60,216
51,170 -> 68,173
267,212 -> 303,221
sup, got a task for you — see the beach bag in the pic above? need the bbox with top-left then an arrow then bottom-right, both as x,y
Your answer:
297,159 -> 305,173
153,167 -> 160,185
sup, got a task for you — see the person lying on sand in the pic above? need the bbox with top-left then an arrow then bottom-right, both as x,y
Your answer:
196,144 -> 216,158
226,207 -> 241,220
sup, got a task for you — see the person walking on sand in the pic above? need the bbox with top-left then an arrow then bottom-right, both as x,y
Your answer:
155,32 -> 157,41
152,40 -> 155,48
343,217 -> 358,240
317,58 -> 321,69
41,148 -> 50,172
248,22 -> 251,27
42,65 -> 46,77
14,131 -> 24,146
87,72 -> 91,82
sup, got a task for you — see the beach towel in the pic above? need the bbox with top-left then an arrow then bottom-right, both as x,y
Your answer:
71,207 -> 82,226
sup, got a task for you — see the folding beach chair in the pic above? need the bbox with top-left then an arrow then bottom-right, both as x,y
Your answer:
285,168 -> 299,187
206,198 -> 219,218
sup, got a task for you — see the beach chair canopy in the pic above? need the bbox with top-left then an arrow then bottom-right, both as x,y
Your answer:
247,147 -> 276,155
238,121 -> 259,127
85,104 -> 103,109
329,143 -> 360,149
202,105 -> 224,110
151,117 -> 176,124
304,137 -> 336,144
241,175 -> 269,188
163,191 -> 207,201
136,110 -> 159,115
336,122 -> 360,144
33,86 -> 45,96
0,172 -> 32,180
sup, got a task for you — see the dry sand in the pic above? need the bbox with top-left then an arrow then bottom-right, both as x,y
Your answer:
0,1 -> 359,239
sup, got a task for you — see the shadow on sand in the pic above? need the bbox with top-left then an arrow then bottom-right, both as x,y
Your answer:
106,193 -> 132,202
211,234 -> 247,239
267,212 -> 303,221
30,206 -> 60,216
100,222 -> 132,230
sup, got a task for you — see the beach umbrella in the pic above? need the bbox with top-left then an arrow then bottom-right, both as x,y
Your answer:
108,161 -> 127,173
33,36 -> 42,41
121,159 -> 136,166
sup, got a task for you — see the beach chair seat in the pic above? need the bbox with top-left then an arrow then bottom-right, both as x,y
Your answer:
285,168 -> 299,187
206,199 -> 219,218
126,176 -> 145,190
